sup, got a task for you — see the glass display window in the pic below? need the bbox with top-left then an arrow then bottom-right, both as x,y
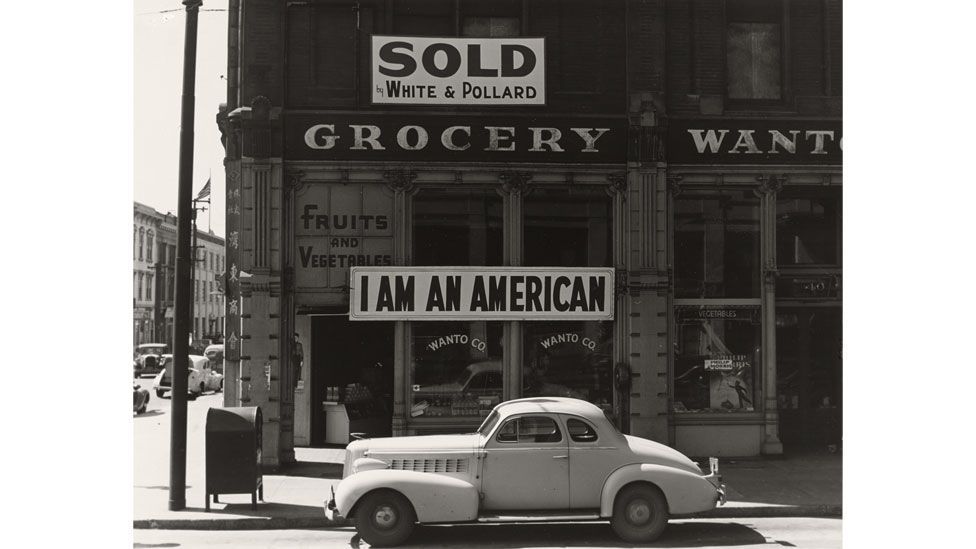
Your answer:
777,190 -> 841,266
411,321 -> 504,419
522,321 -> 613,414
413,189 -> 503,266
673,306 -> 760,413
674,191 -> 760,298
523,187 -> 613,267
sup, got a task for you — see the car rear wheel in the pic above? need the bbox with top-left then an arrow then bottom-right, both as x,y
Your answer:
611,483 -> 669,543
217,379 -> 223,393
199,382 -> 206,395
355,490 -> 416,547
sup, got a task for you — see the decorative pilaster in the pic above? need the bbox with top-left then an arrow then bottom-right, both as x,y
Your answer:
755,174 -> 787,455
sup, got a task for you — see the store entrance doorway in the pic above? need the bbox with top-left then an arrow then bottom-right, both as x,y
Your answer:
775,307 -> 842,453
309,315 -> 394,446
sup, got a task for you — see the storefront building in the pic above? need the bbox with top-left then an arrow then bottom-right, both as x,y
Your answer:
219,0 -> 841,466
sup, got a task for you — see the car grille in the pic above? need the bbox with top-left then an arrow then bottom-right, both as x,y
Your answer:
388,458 -> 469,473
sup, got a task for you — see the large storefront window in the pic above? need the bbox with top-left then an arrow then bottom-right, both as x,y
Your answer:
523,321 -> 613,414
413,190 -> 503,266
674,192 -> 760,298
524,187 -> 613,267
777,190 -> 841,266
411,322 -> 504,418
673,306 -> 760,413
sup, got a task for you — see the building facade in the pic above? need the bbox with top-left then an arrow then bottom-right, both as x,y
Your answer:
219,0 -> 841,466
133,201 -> 227,350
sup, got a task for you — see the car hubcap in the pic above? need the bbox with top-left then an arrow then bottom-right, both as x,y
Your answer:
626,498 -> 652,525
373,504 -> 397,529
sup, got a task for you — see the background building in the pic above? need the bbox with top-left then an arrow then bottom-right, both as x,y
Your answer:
219,0 -> 841,465
133,201 -> 226,350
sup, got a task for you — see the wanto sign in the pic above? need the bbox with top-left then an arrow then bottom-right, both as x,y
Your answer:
371,36 -> 546,105
349,267 -> 615,321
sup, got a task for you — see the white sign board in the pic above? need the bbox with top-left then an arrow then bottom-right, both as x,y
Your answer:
371,36 -> 546,105
350,267 -> 614,321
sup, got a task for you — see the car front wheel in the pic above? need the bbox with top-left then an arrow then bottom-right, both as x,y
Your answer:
611,483 -> 669,543
355,490 -> 416,547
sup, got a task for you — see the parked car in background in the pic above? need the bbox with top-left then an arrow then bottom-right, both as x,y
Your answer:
133,383 -> 150,414
152,354 -> 223,399
203,344 -> 224,374
133,343 -> 168,378
326,397 -> 725,546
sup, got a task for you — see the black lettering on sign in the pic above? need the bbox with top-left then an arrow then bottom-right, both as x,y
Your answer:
360,275 -> 369,312
470,276 -> 488,311
488,276 -> 506,311
376,276 -> 394,311
553,276 -> 571,312
395,276 -> 414,312
570,276 -> 589,311
525,276 -> 543,311
510,276 -> 524,312
445,276 -> 461,311
426,276 -> 446,311
589,276 -> 606,312
299,246 -> 313,268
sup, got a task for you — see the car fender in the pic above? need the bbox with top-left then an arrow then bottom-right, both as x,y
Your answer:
600,463 -> 719,516
336,469 -> 479,523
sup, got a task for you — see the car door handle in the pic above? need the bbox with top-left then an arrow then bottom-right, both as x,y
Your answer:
553,455 -> 568,459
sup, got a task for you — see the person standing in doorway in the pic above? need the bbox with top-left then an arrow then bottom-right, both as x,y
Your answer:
292,332 -> 304,390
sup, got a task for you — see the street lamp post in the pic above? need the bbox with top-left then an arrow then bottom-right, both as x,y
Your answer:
169,0 -> 203,512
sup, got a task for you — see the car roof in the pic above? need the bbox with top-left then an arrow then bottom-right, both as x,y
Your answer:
494,397 -> 610,423
137,343 -> 167,349
465,360 -> 500,374
205,344 -> 224,351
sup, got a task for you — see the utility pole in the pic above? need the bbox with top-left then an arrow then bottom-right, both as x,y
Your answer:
169,0 -> 203,512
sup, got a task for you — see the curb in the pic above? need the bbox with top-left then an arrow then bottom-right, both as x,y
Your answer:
133,517 -> 353,530
685,504 -> 842,519
133,505 -> 840,530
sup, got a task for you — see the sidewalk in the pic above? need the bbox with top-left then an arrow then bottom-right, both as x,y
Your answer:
133,448 -> 841,530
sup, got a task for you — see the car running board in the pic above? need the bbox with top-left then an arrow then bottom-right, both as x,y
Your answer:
477,511 -> 602,523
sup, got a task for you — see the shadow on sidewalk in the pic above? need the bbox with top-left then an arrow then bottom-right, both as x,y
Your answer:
394,521 -> 777,548
277,461 -> 343,479
713,452 -> 842,508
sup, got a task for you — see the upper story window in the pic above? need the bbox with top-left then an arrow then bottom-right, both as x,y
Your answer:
674,191 -> 761,299
727,0 -> 783,101
147,231 -> 154,263
138,228 -> 145,261
412,189 -> 503,266
523,187 -> 612,268
777,189 -> 841,266
461,0 -> 521,37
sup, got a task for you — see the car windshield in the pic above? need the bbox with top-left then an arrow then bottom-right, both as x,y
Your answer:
476,410 -> 501,437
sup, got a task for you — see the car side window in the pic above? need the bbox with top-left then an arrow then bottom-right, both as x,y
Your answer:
495,416 -> 563,444
567,418 -> 599,443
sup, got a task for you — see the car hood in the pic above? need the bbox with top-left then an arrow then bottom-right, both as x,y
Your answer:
624,435 -> 703,475
349,433 -> 480,456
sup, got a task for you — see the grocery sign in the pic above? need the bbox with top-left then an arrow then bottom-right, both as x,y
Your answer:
349,267 -> 614,321
371,36 -> 546,105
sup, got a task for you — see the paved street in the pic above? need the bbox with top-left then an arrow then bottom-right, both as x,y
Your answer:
133,517 -> 841,548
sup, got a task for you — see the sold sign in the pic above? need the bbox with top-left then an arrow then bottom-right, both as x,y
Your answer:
371,36 -> 546,106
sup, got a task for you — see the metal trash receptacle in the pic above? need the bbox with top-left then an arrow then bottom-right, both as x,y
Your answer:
205,406 -> 263,511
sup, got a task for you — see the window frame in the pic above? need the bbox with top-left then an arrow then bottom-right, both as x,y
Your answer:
724,0 -> 791,109
495,414 -> 564,444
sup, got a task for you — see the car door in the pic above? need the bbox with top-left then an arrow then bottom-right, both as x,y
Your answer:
480,414 -> 569,511
563,415 -> 621,509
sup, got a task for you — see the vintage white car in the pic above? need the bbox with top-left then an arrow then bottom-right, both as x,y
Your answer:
326,397 -> 725,546
152,354 -> 224,398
